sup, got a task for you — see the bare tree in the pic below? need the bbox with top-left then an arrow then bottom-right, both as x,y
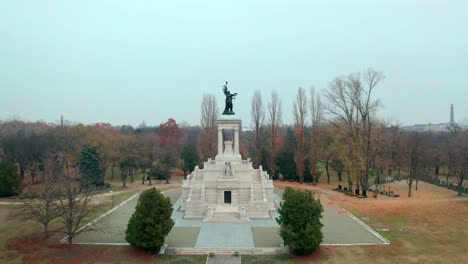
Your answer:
201,94 -> 219,129
200,94 -> 219,160
57,169 -> 106,248
293,87 -> 308,183
17,153 -> 63,238
251,90 -> 265,167
402,132 -> 423,197
325,68 -> 384,194
268,90 -> 282,178
451,131 -> 468,196
361,69 -> 385,192
309,87 -> 323,183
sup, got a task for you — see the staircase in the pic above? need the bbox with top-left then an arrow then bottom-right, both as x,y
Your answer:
204,205 -> 249,222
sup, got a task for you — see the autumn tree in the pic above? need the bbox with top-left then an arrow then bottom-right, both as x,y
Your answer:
277,128 -> 297,181
268,90 -> 283,178
200,94 -> 219,160
451,131 -> 468,196
0,121 -> 50,182
293,88 -> 308,183
402,132 -> 423,197
320,126 -> 334,183
57,164 -> 106,248
251,90 -> 265,167
137,134 -> 159,185
309,87 -> 323,183
17,153 -> 63,238
325,68 -> 384,194
159,118 -> 182,147
118,135 -> 139,187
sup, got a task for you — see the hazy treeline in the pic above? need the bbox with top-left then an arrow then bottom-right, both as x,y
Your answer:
0,69 -> 467,197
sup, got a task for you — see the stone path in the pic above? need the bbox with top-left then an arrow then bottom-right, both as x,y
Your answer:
206,255 -> 241,264
196,223 -> 255,248
72,188 -> 389,247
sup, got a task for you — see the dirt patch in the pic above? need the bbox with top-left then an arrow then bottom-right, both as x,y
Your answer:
4,232 -> 155,264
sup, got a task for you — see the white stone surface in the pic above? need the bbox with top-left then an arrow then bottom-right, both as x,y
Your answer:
181,115 -> 276,222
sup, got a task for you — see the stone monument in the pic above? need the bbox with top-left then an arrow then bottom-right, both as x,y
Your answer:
180,83 -> 276,222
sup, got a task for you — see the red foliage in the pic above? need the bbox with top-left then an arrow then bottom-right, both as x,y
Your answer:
158,118 -> 183,146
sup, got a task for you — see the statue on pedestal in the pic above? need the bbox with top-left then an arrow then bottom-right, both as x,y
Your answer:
222,81 -> 237,115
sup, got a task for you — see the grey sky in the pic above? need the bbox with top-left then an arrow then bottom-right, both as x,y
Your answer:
1,0 -> 467,128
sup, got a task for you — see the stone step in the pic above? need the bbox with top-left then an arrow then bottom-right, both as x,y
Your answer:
165,247 -> 284,255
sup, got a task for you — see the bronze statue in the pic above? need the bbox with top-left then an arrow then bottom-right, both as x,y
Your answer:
222,81 -> 237,115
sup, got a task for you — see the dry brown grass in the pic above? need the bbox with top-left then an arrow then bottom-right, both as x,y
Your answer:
275,180 -> 468,264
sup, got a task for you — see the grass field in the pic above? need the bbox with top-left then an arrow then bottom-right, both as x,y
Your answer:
1,171 -> 466,263
273,180 -> 468,263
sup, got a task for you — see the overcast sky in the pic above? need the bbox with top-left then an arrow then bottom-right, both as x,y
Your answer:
1,0 -> 467,128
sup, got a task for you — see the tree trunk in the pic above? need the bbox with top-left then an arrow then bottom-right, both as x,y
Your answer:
408,182 -> 412,197
31,169 -> 36,184
338,171 -> 342,182
148,172 -> 152,185
457,176 -> 464,196
141,175 -> 145,184
347,171 -> 353,192
122,172 -> 127,188
416,172 -> 420,190
19,163 -> 25,179
325,160 -> 330,184
44,224 -> 49,238
67,236 -> 73,252
110,163 -> 115,180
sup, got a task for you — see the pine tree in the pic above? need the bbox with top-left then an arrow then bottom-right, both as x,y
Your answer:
126,188 -> 174,253
0,161 -> 22,197
78,145 -> 104,187
180,144 -> 199,177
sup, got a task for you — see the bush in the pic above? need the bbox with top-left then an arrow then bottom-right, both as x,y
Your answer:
0,161 -> 22,197
125,188 -> 174,253
276,187 -> 323,255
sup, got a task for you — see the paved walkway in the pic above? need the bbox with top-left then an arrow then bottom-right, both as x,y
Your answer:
206,255 -> 241,264
72,188 -> 389,247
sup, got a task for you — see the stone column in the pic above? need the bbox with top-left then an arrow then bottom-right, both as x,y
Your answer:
234,128 -> 239,155
218,128 -> 223,155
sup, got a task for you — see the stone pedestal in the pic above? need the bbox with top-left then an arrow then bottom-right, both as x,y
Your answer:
181,114 -> 276,222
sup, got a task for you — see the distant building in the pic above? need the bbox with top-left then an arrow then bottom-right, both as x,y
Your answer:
401,104 -> 467,133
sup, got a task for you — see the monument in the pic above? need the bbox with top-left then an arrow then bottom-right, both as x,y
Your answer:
180,82 -> 276,222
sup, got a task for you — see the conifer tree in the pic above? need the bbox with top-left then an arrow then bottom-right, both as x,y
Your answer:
126,188 -> 174,253
78,145 -> 104,187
